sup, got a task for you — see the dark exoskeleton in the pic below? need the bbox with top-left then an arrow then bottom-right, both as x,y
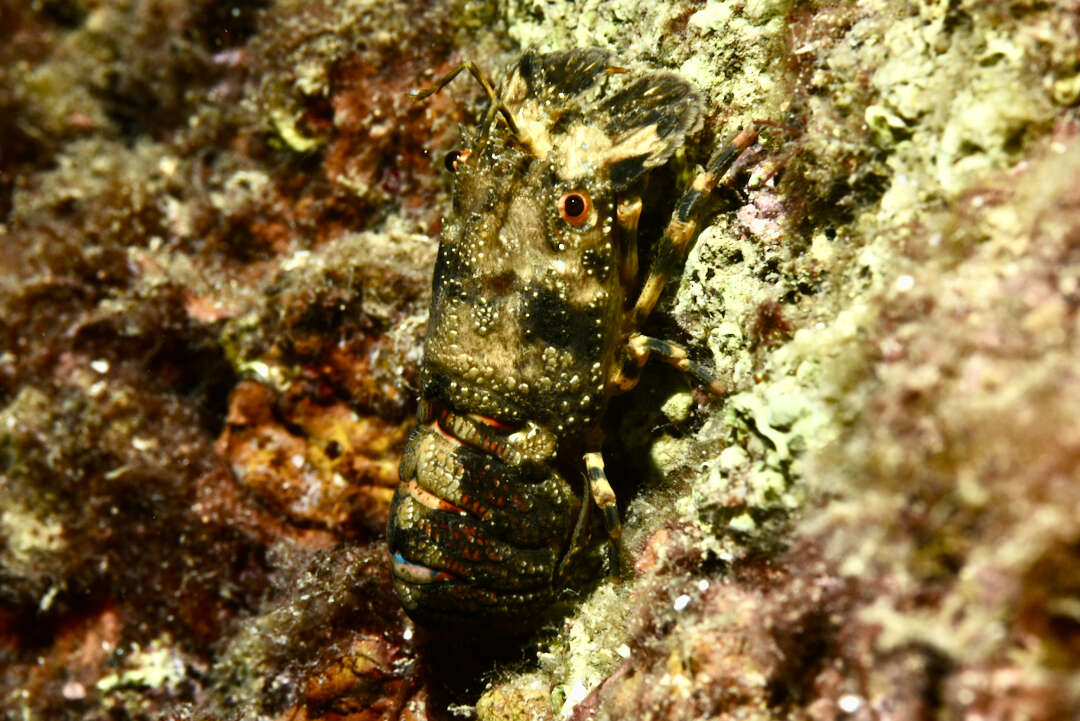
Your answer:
388,48 -> 757,630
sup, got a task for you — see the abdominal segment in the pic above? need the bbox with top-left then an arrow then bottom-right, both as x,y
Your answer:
387,420 -> 579,626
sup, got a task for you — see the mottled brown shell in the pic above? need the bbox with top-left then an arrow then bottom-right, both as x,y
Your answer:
388,48 -> 706,630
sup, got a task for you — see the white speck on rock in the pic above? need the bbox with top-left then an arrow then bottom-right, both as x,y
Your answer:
839,694 -> 863,713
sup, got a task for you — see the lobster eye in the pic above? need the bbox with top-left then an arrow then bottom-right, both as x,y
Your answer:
558,191 -> 592,227
444,149 -> 470,172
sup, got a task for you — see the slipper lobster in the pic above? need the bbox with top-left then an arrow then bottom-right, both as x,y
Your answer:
388,48 -> 757,630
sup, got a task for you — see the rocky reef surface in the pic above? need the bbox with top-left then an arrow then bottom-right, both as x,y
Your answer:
2,1 -> 1079,719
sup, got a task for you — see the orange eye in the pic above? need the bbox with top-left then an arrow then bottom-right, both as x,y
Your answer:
444,149 -> 470,172
558,191 -> 592,227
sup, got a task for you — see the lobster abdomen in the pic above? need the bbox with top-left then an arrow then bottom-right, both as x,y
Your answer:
387,412 -> 581,627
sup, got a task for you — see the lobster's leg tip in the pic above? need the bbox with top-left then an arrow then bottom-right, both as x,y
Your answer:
584,451 -> 623,577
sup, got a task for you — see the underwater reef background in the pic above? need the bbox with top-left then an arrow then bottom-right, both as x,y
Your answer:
2,0 -> 1080,719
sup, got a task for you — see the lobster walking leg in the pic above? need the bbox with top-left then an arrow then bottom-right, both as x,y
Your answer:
630,127 -> 759,328
584,450 -> 621,574
616,195 -> 643,286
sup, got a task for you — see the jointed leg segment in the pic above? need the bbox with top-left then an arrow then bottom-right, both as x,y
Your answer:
584,451 -> 621,574
630,126 -> 759,328
609,126 -> 757,398
633,334 -> 727,395
595,130 -> 755,573
616,195 -> 642,286
608,333 -> 727,396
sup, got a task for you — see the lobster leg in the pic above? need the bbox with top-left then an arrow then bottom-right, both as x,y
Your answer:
584,450 -> 622,574
616,194 -> 643,286
633,334 -> 726,395
629,126 -> 759,328
592,130 -> 757,577
608,332 -> 726,396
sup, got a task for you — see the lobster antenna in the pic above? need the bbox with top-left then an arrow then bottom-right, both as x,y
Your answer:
410,61 -> 520,147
